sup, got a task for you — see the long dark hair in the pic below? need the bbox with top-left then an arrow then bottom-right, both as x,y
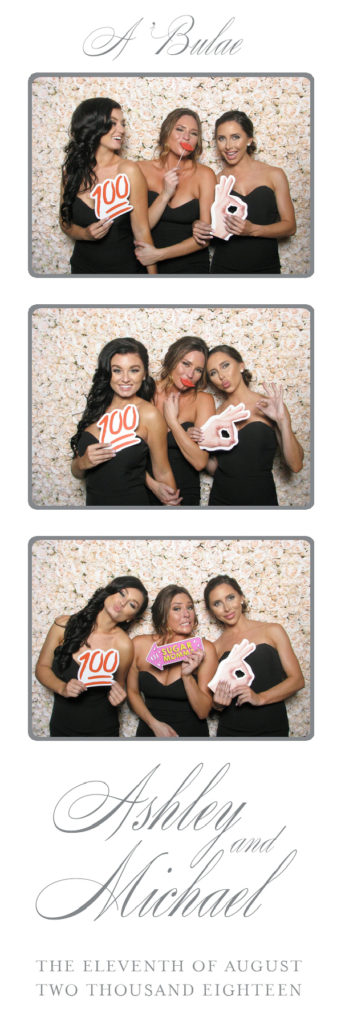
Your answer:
54,576 -> 148,673
215,110 -> 256,153
159,336 -> 208,391
207,345 -> 252,387
61,97 -> 121,225
71,339 -> 156,455
151,585 -> 198,643
158,108 -> 203,162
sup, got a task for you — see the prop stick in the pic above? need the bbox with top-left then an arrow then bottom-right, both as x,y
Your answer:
147,636 -> 204,671
175,140 -> 194,169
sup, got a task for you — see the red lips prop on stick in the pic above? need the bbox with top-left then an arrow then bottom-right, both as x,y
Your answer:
180,377 -> 196,388
176,140 -> 194,169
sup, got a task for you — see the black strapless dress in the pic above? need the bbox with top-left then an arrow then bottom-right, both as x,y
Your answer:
49,657 -> 119,737
70,198 -> 145,274
136,671 -> 209,737
148,191 -> 210,274
211,186 -> 281,274
148,421 -> 200,506
209,422 -> 278,507
216,644 -> 289,737
77,431 -> 150,506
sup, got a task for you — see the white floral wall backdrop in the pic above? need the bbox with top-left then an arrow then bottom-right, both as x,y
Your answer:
31,538 -> 311,739
31,75 -> 311,275
31,305 -> 311,508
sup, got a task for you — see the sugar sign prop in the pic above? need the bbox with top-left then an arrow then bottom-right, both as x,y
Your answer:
147,636 -> 204,671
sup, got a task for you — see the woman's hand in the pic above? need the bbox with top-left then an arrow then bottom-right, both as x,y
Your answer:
213,679 -> 233,708
134,241 -> 160,266
63,678 -> 86,698
80,443 -> 116,470
108,682 -> 126,707
256,383 -> 286,425
152,481 -> 183,506
187,426 -> 203,443
233,684 -> 262,707
162,391 -> 180,427
223,214 -> 252,237
152,720 -> 179,738
181,651 -> 205,677
162,169 -> 179,200
83,218 -> 113,241
192,219 -> 213,245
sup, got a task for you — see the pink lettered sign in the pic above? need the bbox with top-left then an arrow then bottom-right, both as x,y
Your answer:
146,636 -> 204,671
208,639 -> 256,693
77,648 -> 120,688
90,174 -> 133,221
199,403 -> 250,451
211,175 -> 248,240
97,405 -> 141,453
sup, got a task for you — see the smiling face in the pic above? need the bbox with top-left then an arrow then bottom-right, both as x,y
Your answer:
166,592 -> 196,636
99,107 -> 126,152
215,119 -> 252,166
172,349 -> 206,391
104,587 -> 145,624
110,352 -> 145,399
207,352 -> 244,394
208,583 -> 244,627
167,115 -> 199,158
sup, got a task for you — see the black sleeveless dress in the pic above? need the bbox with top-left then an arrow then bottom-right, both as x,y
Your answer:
216,644 -> 289,737
148,191 -> 210,274
209,422 -> 278,506
136,671 -> 209,737
148,422 -> 200,506
49,656 -> 119,737
70,198 -> 145,274
77,431 -> 150,506
211,186 -> 281,274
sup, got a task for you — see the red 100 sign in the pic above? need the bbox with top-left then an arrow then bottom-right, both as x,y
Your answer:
90,174 -> 133,221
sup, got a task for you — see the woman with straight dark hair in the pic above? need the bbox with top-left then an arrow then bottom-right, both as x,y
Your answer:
146,336 -> 216,506
36,577 -> 149,737
193,109 -> 296,274
203,574 -> 304,737
71,338 -> 177,506
135,108 -> 216,273
60,97 -> 156,274
188,344 -> 303,506
127,585 -> 217,737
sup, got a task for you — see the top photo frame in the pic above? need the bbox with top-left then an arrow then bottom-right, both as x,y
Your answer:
29,73 -> 313,277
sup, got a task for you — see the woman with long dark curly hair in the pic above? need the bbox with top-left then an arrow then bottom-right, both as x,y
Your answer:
146,336 -> 216,506
135,108 -> 216,273
127,585 -> 217,737
203,574 -> 304,737
60,97 -> 156,275
192,110 -> 296,274
188,344 -> 303,506
36,577 -> 149,737
71,338 -> 177,506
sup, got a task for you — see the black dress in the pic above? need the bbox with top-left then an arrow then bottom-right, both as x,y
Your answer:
148,422 -> 200,506
216,644 -> 289,737
77,431 -> 151,506
136,671 -> 209,737
148,191 -> 210,274
49,656 -> 119,737
209,422 -> 278,507
70,198 -> 145,274
211,186 -> 281,275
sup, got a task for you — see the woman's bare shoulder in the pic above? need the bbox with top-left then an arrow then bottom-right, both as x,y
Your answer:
54,614 -> 69,628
